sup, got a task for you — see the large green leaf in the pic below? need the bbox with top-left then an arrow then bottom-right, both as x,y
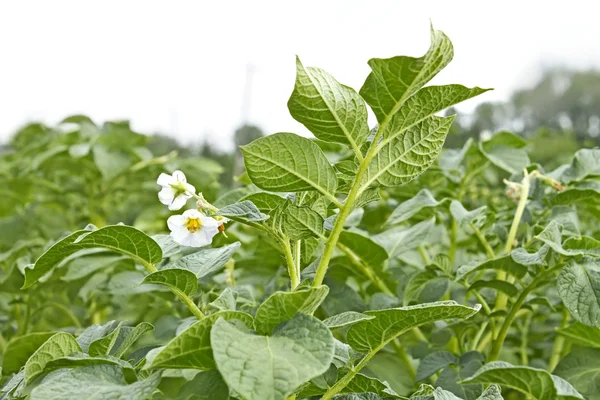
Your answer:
554,348 -> 600,400
360,26 -> 454,122
142,268 -> 198,297
76,321 -> 120,353
283,204 -> 325,240
43,353 -> 136,382
536,221 -> 585,257
24,332 -> 81,385
241,133 -> 338,199
322,311 -> 375,329
212,313 -> 335,400
364,115 -> 454,187
161,242 -> 240,278
254,285 -> 329,334
288,57 -> 369,150
462,361 -> 583,400
347,301 -> 480,352
29,365 -> 161,400
373,218 -> 434,258
218,200 -> 269,222
339,231 -> 388,272
477,385 -> 504,400
2,332 -> 55,374
178,370 -> 230,400
23,225 -> 162,288
416,351 -> 458,381
561,148 -> 600,183
557,322 -> 600,348
146,311 -> 253,369
557,257 -> 600,327
386,189 -> 446,226
478,131 -> 530,174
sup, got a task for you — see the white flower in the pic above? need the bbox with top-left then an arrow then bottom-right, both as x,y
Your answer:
167,209 -> 221,247
157,170 -> 196,211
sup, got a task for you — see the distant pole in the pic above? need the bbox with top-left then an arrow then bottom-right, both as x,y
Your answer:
240,63 -> 255,123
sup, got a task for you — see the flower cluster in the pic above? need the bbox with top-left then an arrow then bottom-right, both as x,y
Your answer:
157,170 -> 226,247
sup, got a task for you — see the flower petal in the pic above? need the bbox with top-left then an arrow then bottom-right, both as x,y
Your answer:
169,193 -> 190,211
171,228 -> 196,247
172,170 -> 187,183
190,231 -> 212,247
167,214 -> 186,232
202,225 -> 220,244
183,183 -> 196,195
157,173 -> 173,187
199,215 -> 219,227
182,209 -> 203,219
158,187 -> 176,206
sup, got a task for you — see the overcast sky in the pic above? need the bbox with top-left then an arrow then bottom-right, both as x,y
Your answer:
1,0 -> 599,149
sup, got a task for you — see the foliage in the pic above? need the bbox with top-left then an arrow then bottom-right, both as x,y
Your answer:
1,26 -> 599,400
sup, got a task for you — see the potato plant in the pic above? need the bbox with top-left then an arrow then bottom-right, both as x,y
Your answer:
1,26 -> 599,400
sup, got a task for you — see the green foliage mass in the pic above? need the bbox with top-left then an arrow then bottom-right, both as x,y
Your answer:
1,25 -> 599,400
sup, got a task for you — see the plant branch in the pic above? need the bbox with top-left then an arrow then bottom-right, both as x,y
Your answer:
548,307 -> 569,371
281,238 -> 300,290
488,265 -> 562,361
140,260 -> 205,319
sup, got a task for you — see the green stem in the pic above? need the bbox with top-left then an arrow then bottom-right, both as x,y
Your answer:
488,265 -> 561,362
313,107 -> 392,287
140,260 -> 204,319
281,239 -> 300,290
321,347 -> 380,400
472,321 -> 489,351
418,245 -> 431,265
495,172 -> 530,313
548,307 -> 569,371
391,339 -> 416,380
338,243 -> 394,296
520,312 -> 533,365
18,294 -> 32,336
293,240 -> 302,284
469,222 -> 495,259
448,218 -> 458,265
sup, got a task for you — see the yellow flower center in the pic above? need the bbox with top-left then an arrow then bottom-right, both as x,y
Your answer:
185,217 -> 202,233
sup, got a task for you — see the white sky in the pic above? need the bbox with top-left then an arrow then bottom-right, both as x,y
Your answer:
1,0 -> 600,149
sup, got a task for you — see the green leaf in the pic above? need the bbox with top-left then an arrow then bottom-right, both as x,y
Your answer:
347,301 -> 480,352
468,279 -> 518,297
339,231 -> 388,272
386,189 -> 445,226
557,257 -> 600,327
283,204 -> 325,240
563,236 -> 600,257
322,311 -> 375,329
24,332 -> 81,385
62,254 -> 129,281
112,322 -> 154,359
29,365 -> 161,400
561,148 -> 600,183
142,268 -> 198,297
2,332 -> 55,374
449,201 -> 488,226
462,362 -> 557,400
87,321 -> 153,358
241,132 -> 338,200
44,353 -> 136,382
557,322 -> 600,348
456,254 -> 529,281
477,385 -> 504,400
23,225 -> 162,288
147,311 -> 253,369
288,57 -> 369,150
93,144 -> 131,179
554,348 -> 600,400
254,285 -> 329,334
241,192 -> 287,214
360,26 -> 454,122
178,370 -> 230,400
403,270 -> 441,306
552,187 -> 600,207
373,218 -> 435,258
300,370 -> 402,398
89,322 -> 125,356
536,221 -> 585,256
364,115 -> 455,187
478,131 -> 530,174
416,351 -> 458,381
218,200 -> 269,222
435,351 -> 485,400
212,313 -> 335,400
161,242 -> 240,278
76,321 -> 120,353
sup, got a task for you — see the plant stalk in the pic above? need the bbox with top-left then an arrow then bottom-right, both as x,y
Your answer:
140,260 -> 205,319
488,265 -> 561,361
548,307 -> 569,371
